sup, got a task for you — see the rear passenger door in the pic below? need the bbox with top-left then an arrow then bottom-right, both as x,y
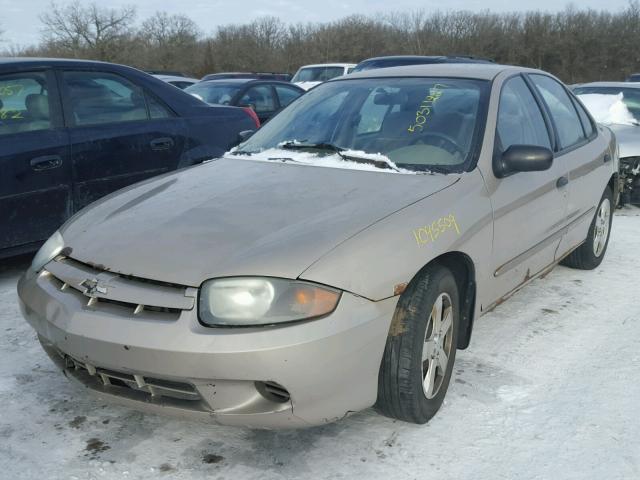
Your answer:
0,70 -> 72,252
60,70 -> 187,211
527,74 -> 610,259
488,75 -> 568,304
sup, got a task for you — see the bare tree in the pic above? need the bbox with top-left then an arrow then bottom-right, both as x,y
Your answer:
137,12 -> 200,71
39,1 -> 136,61
15,3 -> 640,82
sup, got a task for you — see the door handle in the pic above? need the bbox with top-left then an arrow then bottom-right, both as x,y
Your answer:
30,155 -> 62,171
150,137 -> 174,151
556,176 -> 569,188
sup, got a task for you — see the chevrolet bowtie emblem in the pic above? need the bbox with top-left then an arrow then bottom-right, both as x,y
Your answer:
80,278 -> 108,296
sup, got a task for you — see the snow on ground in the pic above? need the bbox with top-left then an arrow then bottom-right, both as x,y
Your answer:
1,209 -> 640,480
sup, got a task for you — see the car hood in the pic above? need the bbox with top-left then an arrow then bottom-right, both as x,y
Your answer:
608,124 -> 640,158
60,158 -> 458,287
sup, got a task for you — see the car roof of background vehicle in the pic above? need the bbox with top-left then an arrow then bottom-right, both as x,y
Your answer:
333,63 -> 527,82
154,74 -> 199,83
0,57 -> 133,67
0,58 -> 262,118
197,79 -> 305,89
576,81 -> 640,89
357,55 -> 494,64
296,63 -> 357,69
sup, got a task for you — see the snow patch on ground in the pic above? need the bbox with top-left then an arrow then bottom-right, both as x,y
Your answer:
577,93 -> 638,126
1,209 -> 640,479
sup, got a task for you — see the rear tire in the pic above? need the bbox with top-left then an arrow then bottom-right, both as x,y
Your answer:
561,186 -> 613,270
376,265 -> 459,424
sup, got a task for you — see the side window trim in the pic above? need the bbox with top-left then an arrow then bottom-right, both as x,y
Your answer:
144,90 -> 176,119
270,85 -> 281,110
525,73 -> 591,156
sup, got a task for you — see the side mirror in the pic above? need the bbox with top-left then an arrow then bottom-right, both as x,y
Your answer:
494,145 -> 554,178
237,130 -> 255,143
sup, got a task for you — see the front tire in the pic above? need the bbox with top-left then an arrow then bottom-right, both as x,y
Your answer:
376,265 -> 459,424
562,186 -> 613,270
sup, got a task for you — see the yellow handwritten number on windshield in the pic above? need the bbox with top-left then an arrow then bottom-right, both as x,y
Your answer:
408,84 -> 447,133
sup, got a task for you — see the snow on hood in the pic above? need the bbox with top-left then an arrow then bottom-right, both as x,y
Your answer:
227,147 -> 417,174
577,93 -> 638,126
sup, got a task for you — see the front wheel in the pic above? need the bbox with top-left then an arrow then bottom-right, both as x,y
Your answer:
376,265 -> 459,424
562,186 -> 613,270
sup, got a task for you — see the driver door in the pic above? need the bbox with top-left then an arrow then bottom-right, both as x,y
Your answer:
487,75 -> 568,305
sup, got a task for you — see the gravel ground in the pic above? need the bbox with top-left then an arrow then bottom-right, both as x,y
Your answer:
1,209 -> 639,480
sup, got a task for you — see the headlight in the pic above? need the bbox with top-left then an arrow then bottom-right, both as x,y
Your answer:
31,231 -> 64,272
199,277 -> 341,326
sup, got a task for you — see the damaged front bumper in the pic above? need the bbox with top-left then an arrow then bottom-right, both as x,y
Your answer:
619,156 -> 640,206
17,260 -> 397,428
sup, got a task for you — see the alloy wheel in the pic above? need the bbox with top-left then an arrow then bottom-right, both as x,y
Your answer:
422,292 -> 454,399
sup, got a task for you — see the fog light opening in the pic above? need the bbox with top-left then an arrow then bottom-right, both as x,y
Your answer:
255,381 -> 291,403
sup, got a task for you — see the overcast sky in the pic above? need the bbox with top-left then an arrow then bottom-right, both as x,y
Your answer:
0,0 -> 631,46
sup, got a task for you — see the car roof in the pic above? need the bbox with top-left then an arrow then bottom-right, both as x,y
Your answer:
154,75 -> 198,83
0,57 -> 116,67
197,79 -> 302,88
340,63 -> 535,81
297,63 -> 356,69
358,55 -> 490,62
576,82 -> 640,88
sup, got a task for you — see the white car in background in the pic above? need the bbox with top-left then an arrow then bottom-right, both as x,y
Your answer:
291,63 -> 356,90
152,74 -> 199,90
574,82 -> 640,206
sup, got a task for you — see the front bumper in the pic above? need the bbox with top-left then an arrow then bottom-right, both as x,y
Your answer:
17,267 -> 397,428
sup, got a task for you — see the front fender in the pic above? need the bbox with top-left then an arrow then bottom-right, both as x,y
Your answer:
299,169 -> 493,303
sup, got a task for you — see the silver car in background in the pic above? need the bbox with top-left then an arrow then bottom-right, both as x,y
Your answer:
18,64 -> 617,428
574,82 -> 640,205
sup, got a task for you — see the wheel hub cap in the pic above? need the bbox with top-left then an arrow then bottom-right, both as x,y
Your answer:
422,293 -> 454,399
593,198 -> 611,257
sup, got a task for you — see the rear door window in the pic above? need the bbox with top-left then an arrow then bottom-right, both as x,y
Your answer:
529,74 -> 585,150
0,73 -> 51,136
62,71 -> 149,126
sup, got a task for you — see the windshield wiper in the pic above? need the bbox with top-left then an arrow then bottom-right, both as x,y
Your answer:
280,141 -> 399,171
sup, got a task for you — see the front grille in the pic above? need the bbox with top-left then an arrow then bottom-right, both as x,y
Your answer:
44,256 -> 195,321
62,353 -> 206,407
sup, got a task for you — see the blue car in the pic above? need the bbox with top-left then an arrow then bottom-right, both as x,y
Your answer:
0,58 -> 257,258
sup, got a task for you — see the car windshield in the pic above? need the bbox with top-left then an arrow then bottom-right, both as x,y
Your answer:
184,83 -> 244,105
574,86 -> 640,123
292,67 -> 346,83
233,77 -> 489,172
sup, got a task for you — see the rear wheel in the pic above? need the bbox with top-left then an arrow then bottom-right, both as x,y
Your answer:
376,265 -> 459,424
562,186 -> 613,270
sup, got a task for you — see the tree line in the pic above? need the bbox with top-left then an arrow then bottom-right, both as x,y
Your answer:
1,1 -> 639,83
